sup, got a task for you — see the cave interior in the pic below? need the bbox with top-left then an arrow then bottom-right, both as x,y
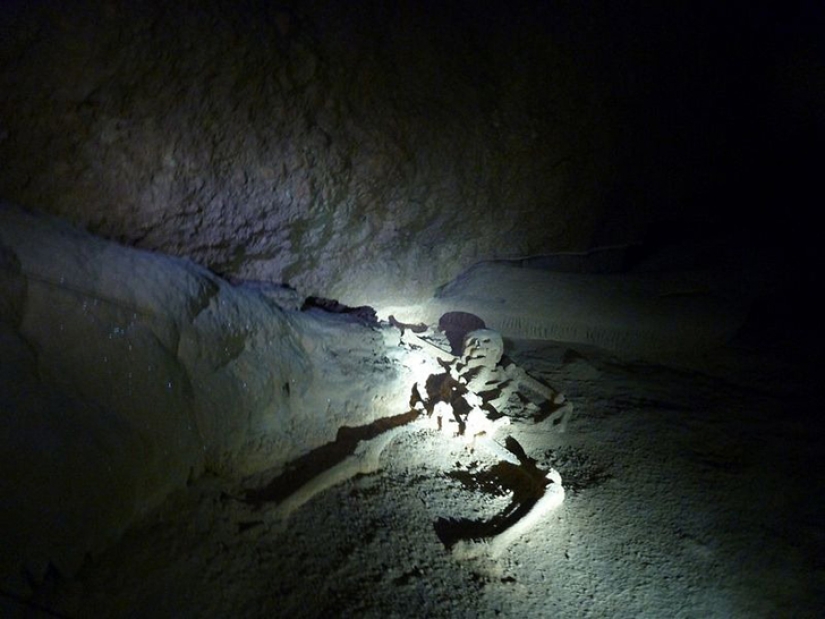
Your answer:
1,1 -> 823,617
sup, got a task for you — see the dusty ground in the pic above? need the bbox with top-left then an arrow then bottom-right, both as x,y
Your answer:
24,337 -> 824,618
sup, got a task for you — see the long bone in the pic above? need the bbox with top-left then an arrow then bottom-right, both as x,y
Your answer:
399,328 -> 457,364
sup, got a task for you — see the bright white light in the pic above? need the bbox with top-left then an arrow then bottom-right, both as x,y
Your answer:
403,347 -> 442,387
396,323 -> 566,559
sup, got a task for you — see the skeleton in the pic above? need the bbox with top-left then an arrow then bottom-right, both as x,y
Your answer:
404,327 -> 572,444
252,316 -> 571,556
402,324 -> 571,555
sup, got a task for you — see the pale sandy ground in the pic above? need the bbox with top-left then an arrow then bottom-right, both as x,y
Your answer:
28,328 -> 824,618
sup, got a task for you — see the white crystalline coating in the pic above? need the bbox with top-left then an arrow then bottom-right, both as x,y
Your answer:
457,329 -> 507,394
392,323 -> 569,556
430,400 -> 454,432
461,329 -> 505,367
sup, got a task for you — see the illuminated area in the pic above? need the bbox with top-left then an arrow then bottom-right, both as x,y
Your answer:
243,321 -> 568,553
1,1 -> 823,617
2,205 -> 821,616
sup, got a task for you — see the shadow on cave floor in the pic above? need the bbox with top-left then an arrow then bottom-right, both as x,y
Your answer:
26,338 -> 825,619
436,449 -> 549,549
243,410 -> 420,507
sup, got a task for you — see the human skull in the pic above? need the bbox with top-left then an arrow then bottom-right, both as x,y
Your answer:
461,329 -> 504,369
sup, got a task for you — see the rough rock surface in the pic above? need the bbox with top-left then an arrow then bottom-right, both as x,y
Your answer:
0,0 -> 654,307
0,203 -> 415,586
1,1 -> 820,308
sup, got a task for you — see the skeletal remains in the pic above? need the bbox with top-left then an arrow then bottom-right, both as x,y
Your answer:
255,315 -> 572,557
404,326 -> 572,440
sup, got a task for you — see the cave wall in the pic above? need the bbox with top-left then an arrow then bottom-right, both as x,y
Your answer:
0,0 -> 626,307
0,203 -> 416,584
1,0 -> 821,306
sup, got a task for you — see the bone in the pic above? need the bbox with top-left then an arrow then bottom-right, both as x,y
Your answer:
399,329 -> 457,363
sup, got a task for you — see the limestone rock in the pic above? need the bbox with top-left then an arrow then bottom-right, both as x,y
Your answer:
0,0 -> 615,308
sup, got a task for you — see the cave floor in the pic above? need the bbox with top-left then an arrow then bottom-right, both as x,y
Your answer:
37,340 -> 824,618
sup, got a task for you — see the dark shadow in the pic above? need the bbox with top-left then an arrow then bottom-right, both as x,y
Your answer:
301,296 -> 379,327
434,437 -> 551,549
244,409 -> 419,506
438,311 -> 486,355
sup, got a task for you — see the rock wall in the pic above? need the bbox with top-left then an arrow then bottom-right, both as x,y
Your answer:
0,0 -> 622,308
0,203 -> 416,584
1,1 -> 819,307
